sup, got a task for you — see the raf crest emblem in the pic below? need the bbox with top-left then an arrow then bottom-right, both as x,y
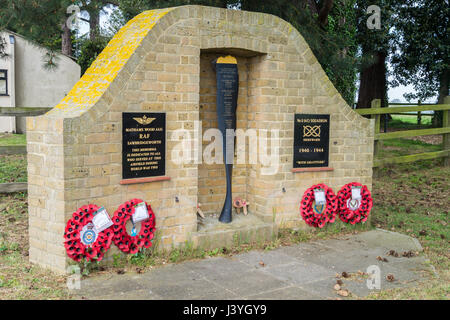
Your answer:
133,115 -> 156,125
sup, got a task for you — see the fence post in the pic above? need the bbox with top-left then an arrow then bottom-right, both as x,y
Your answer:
444,96 -> 450,166
371,99 -> 382,157
371,99 -> 382,176
417,100 -> 422,125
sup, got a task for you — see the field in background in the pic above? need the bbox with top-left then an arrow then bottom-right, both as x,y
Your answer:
390,114 -> 433,126
0,134 -> 26,146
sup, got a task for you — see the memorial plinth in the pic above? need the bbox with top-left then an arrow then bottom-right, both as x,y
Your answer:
26,5 -> 374,273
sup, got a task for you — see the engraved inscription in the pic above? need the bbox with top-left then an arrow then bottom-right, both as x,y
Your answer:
122,112 -> 166,179
293,114 -> 330,168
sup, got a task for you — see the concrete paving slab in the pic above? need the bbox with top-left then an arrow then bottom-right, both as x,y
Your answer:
297,278 -> 342,299
354,229 -> 423,252
143,278 -> 234,300
75,230 -> 433,300
235,249 -> 298,269
182,257 -> 251,278
208,270 -> 290,297
277,242 -> 338,261
261,261 -> 336,285
244,286 -> 322,300
94,289 -> 163,300
79,276 -> 147,296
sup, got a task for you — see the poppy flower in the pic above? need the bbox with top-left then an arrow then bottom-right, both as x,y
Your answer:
63,204 -> 114,262
337,182 -> 373,225
299,184 -> 338,228
112,199 -> 157,254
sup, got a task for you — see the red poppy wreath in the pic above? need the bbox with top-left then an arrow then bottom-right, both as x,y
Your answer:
64,204 -> 114,262
337,182 -> 373,224
300,183 -> 338,228
111,199 -> 156,254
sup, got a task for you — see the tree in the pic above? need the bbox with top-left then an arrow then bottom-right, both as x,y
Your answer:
77,0 -> 119,40
0,0 -> 72,55
0,0 -> 119,57
390,0 -> 449,105
114,0 -> 359,105
355,0 -> 395,109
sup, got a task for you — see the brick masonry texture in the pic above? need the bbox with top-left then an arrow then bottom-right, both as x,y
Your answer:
27,5 -> 374,273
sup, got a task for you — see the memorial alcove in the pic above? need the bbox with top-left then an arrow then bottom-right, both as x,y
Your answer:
26,5 -> 374,273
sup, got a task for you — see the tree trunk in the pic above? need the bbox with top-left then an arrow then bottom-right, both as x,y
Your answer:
61,22 -> 72,56
303,0 -> 319,15
89,9 -> 100,40
318,0 -> 334,27
433,68 -> 449,126
357,50 -> 387,109
437,68 -> 449,104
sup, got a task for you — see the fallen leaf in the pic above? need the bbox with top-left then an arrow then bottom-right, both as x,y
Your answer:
402,250 -> 416,258
337,289 -> 349,297
386,274 -> 395,282
387,250 -> 399,257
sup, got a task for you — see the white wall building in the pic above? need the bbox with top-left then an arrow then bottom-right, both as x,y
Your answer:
0,30 -> 80,133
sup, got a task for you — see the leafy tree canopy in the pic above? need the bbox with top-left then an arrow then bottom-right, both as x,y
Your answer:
390,0 -> 449,103
112,0 -> 359,104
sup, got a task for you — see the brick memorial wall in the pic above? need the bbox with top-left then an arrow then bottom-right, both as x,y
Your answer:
26,5 -> 374,273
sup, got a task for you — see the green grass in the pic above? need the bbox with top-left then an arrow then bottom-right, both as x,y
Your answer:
0,134 -> 26,146
377,138 -> 441,158
366,158 -> 449,300
376,113 -> 442,159
389,114 -> 433,127
0,155 -> 27,183
0,193 -> 71,299
0,134 -> 28,183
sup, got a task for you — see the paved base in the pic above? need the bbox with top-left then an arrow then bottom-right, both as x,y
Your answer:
75,229 -> 433,300
192,214 -> 277,250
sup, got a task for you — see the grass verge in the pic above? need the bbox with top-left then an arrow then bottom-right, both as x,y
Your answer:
0,134 -> 26,146
0,155 -> 27,183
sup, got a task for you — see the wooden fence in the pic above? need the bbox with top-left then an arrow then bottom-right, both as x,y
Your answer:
355,97 -> 450,167
0,107 -> 51,193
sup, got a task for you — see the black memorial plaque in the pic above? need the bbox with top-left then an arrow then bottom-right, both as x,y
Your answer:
214,58 -> 239,223
293,114 -> 330,168
122,112 -> 166,179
